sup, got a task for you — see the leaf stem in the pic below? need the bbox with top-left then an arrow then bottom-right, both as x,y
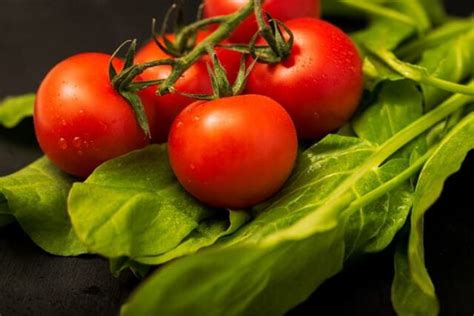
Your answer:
344,146 -> 435,215
396,19 -> 474,62
368,48 -> 474,97
340,0 -> 418,28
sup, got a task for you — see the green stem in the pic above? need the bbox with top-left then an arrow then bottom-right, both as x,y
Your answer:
176,15 -> 229,44
368,48 -> 474,97
396,19 -> 474,61
158,1 -> 255,95
341,0 -> 418,28
344,146 -> 435,215
422,76 -> 474,97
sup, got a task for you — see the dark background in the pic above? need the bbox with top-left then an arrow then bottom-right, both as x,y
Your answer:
0,0 -> 473,315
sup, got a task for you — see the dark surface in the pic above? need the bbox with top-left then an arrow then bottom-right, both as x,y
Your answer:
0,1 -> 473,315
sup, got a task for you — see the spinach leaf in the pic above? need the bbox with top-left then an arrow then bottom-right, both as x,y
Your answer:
392,113 -> 474,316
120,133 -> 416,315
418,31 -> 474,110
137,210 -> 249,265
122,226 -> 346,316
0,198 -> 14,227
0,94 -> 35,128
0,158 -> 86,255
363,45 -> 474,100
418,0 -> 446,26
396,19 -> 473,62
353,81 -> 423,145
68,145 -> 248,264
0,215 -> 13,228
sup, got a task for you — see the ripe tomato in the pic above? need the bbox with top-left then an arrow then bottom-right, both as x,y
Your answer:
204,0 -> 321,43
34,53 -> 157,178
246,18 -> 363,139
168,94 -> 297,209
135,31 -> 241,143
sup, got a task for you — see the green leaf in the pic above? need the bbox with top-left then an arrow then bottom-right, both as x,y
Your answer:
353,81 -> 423,145
68,145 -> 247,264
120,129 -> 418,315
418,31 -> 474,110
0,158 -> 86,255
395,19 -> 473,62
0,215 -> 14,227
418,0 -> 446,25
351,0 -> 430,52
122,225 -> 345,316
392,113 -> 474,316
0,200 -> 14,227
363,46 -> 474,99
137,210 -> 250,265
0,94 -> 35,128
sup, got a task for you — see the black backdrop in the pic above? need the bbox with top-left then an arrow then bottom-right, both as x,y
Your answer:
0,1 -> 473,315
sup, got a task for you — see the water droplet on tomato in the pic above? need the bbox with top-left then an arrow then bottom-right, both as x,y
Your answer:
61,119 -> 67,127
176,121 -> 183,128
58,138 -> 68,150
193,116 -> 200,121
190,164 -> 196,171
73,137 -> 82,149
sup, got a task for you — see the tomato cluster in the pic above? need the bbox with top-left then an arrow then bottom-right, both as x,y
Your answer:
34,0 -> 363,208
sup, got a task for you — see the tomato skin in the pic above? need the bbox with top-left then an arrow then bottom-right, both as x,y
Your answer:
34,53 -> 157,178
246,18 -> 364,139
204,0 -> 321,43
168,94 -> 297,209
135,31 -> 241,143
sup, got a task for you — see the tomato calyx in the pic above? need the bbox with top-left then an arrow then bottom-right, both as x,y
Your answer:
151,2 -> 201,58
218,1 -> 295,64
108,39 -> 174,138
253,0 -> 294,63
176,46 -> 256,101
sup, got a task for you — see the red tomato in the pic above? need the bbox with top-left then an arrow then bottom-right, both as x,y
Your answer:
246,18 -> 363,139
34,53 -> 157,178
135,31 -> 241,143
204,0 -> 321,43
168,94 -> 297,209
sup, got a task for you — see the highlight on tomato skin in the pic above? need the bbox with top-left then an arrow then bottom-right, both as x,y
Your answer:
34,53 -> 157,178
134,31 -> 241,143
245,18 -> 364,140
203,0 -> 321,43
168,94 -> 298,209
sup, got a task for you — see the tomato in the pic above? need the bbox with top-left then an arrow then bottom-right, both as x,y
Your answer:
246,18 -> 363,139
204,0 -> 321,43
168,94 -> 297,209
135,31 -> 241,143
34,53 -> 157,178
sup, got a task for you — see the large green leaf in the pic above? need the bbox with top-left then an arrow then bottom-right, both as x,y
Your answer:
137,210 -> 249,265
0,158 -> 86,255
120,129 -> 418,315
392,113 -> 474,316
68,145 -> 248,264
0,94 -> 35,128
122,225 -> 346,316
